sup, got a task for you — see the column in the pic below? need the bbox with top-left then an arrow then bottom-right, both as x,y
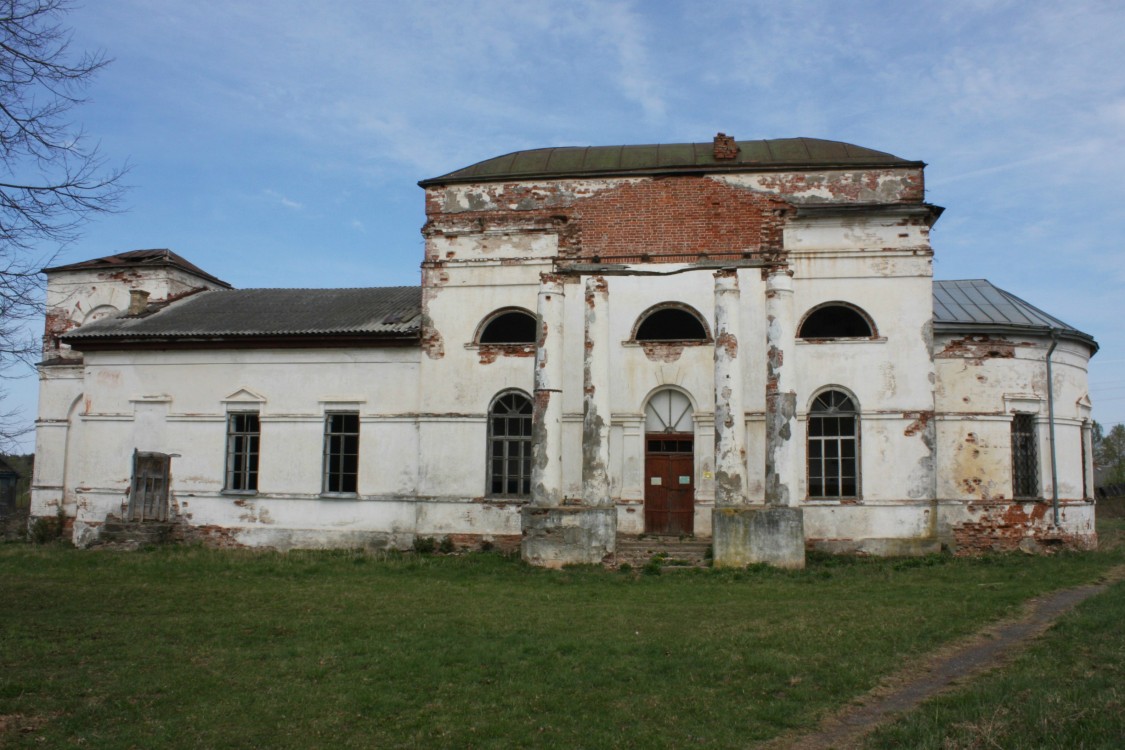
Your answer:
582,276 -> 612,507
522,272 -> 616,566
713,269 -> 747,507
530,273 -> 564,508
710,266 -> 805,569
765,268 -> 799,507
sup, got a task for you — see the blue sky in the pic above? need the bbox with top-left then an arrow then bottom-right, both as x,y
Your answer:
6,0 -> 1125,447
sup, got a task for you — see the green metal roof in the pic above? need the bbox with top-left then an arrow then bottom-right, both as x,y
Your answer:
933,279 -> 1097,352
420,137 -> 922,186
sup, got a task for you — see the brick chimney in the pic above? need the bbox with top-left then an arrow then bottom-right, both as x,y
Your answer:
713,132 -> 739,160
128,289 -> 151,315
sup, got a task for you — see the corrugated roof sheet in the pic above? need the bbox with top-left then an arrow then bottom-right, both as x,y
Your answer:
63,280 -> 1094,352
64,287 -> 422,341
420,137 -> 922,186
44,249 -> 231,289
933,279 -> 1095,348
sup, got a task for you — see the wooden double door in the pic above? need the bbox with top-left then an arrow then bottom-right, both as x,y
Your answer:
644,434 -> 694,535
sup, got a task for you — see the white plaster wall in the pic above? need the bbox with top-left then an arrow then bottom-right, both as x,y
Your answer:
419,192 -> 942,540
934,335 -> 1093,503
30,365 -> 84,517
717,168 -> 924,204
45,266 -> 220,315
39,160 -> 1102,554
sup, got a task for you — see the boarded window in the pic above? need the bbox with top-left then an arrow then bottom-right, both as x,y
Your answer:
635,307 -> 708,341
479,310 -> 537,344
798,305 -> 874,338
323,412 -> 359,494
489,393 -> 532,496
1011,414 -> 1039,498
128,451 -> 171,522
225,412 -> 260,492
807,391 -> 858,498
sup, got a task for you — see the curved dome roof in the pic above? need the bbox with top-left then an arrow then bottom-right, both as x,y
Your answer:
420,137 -> 922,186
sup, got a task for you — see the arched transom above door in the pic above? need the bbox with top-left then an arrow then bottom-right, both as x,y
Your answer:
645,389 -> 694,433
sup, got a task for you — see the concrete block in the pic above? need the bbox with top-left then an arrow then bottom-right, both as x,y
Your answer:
712,506 -> 805,569
521,506 -> 616,568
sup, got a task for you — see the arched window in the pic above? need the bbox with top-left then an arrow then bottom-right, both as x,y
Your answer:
83,304 -> 121,324
634,305 -> 709,342
807,390 -> 859,498
798,304 -> 874,339
478,309 -> 536,344
488,392 -> 532,496
645,389 -> 694,433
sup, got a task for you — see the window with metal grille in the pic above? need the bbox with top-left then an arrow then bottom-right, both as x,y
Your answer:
488,392 -> 532,496
807,390 -> 859,498
1011,414 -> 1039,498
225,412 -> 259,492
1081,424 -> 1090,500
323,412 -> 359,494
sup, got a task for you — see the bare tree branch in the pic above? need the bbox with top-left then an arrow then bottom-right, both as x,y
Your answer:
0,0 -> 126,445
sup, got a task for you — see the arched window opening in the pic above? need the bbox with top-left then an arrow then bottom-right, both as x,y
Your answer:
798,304 -> 874,339
488,392 -> 532,496
479,310 -> 536,344
83,304 -> 120,324
635,306 -> 708,342
645,389 -> 694,433
807,390 -> 858,498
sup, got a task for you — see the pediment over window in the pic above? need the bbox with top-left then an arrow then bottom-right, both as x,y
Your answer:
222,388 -> 267,405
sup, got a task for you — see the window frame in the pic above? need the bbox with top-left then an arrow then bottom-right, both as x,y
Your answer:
487,391 -> 533,498
806,389 -> 860,500
223,411 -> 260,494
322,411 -> 360,496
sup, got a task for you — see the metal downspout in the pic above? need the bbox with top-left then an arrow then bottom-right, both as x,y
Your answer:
1046,332 -> 1060,527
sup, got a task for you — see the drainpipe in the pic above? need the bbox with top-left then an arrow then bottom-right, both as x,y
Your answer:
1045,331 -> 1059,527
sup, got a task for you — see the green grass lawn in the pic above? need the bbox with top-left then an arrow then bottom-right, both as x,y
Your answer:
1,523 -> 1122,749
865,516 -> 1125,750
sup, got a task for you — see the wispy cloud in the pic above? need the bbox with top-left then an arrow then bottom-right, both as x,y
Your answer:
52,0 -> 1125,431
263,189 -> 303,211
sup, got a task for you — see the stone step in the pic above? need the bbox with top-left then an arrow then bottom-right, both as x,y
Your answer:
96,520 -> 174,546
614,536 -> 712,568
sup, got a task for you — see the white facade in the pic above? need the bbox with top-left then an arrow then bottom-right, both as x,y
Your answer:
31,138 -> 1099,558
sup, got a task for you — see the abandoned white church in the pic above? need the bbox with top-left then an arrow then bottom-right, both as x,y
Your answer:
31,135 -> 1099,567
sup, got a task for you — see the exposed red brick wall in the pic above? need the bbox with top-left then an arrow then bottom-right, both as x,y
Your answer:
952,501 -> 1096,554
423,176 -> 789,264
446,533 -> 522,553
713,133 -> 739,160
567,177 -> 788,261
43,309 -> 79,356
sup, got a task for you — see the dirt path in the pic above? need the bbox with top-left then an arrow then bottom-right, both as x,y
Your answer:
761,564 -> 1125,750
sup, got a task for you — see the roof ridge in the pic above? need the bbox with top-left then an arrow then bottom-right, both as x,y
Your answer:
420,136 -> 922,187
